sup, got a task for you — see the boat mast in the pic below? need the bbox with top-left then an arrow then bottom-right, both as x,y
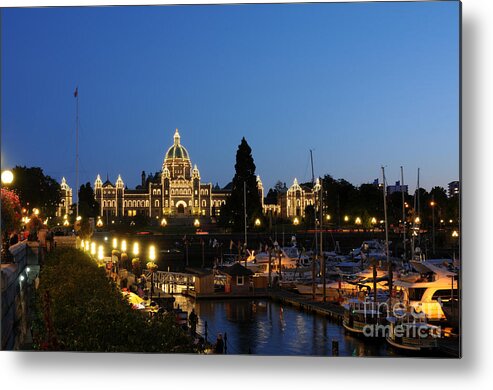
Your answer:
382,167 -> 392,307
417,167 -> 421,247
310,150 -> 317,300
401,166 -> 406,262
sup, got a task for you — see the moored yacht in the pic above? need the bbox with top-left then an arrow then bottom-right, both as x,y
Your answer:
393,260 -> 458,322
386,310 -> 441,352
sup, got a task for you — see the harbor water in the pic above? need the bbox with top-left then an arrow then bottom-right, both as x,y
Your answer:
173,296 -> 402,357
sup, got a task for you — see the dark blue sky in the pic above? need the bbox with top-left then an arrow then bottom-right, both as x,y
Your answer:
1,2 -> 459,193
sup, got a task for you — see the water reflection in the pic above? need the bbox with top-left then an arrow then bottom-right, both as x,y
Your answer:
174,296 -> 396,356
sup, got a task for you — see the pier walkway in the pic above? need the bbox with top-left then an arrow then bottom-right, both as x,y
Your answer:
268,289 -> 345,322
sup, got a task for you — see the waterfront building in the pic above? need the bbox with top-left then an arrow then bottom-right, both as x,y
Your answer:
276,178 -> 320,219
57,129 -> 319,222
56,177 -> 72,217
387,180 -> 408,195
448,180 -> 460,198
91,129 -> 230,221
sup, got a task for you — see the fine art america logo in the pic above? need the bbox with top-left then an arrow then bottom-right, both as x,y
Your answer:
360,298 -> 442,338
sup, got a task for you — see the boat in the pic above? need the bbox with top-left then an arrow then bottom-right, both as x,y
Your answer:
386,310 -> 441,352
440,299 -> 460,329
351,239 -> 389,261
253,246 -> 311,268
393,260 -> 458,322
342,297 -> 386,337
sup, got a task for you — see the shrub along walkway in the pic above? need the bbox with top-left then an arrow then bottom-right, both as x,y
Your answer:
33,247 -> 196,353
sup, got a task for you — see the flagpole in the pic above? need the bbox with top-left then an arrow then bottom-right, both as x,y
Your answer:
75,87 -> 79,219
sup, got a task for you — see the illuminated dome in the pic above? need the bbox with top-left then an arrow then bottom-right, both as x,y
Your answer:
165,129 -> 190,161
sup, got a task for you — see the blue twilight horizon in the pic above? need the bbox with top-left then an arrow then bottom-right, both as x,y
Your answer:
1,2 -> 459,193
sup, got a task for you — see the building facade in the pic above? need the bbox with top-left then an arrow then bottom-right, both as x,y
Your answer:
448,181 -> 460,198
58,129 -> 318,222
387,180 -> 408,195
93,129 -> 231,221
56,177 -> 72,217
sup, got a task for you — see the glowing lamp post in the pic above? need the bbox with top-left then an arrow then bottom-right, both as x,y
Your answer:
147,245 -> 157,298
194,219 -> 200,228
255,218 -> 261,227
90,242 -> 96,256
1,170 -> 14,185
161,218 -> 167,227
293,217 -> 299,226
96,218 -> 103,228
430,200 -> 436,254
98,245 -> 104,262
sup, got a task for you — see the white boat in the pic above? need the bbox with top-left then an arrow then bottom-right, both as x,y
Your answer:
342,298 -> 386,336
351,239 -> 389,261
393,260 -> 458,322
386,310 -> 441,352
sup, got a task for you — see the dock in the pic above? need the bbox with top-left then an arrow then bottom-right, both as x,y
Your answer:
268,289 -> 345,322
183,289 -> 269,300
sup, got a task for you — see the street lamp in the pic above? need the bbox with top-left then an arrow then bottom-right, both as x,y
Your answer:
1,170 -> 14,185
344,215 -> 349,222
255,218 -> 261,227
293,217 -> 299,226
430,200 -> 436,255
148,245 -> 157,298
96,218 -> 103,228
112,238 -> 118,249
161,218 -> 167,227
98,245 -> 104,261
121,240 -> 127,252
90,242 -> 96,256
194,219 -> 200,228
149,245 -> 156,261
326,214 -> 331,221
85,241 -> 90,251
133,242 -> 139,256
355,217 -> 362,225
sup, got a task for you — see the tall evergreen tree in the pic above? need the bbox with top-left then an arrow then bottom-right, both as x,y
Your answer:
78,183 -> 100,218
224,137 -> 263,231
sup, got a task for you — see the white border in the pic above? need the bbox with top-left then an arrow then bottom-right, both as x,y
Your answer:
2,0 -> 492,389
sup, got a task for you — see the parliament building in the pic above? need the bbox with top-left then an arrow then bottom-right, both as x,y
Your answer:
58,129 -> 321,222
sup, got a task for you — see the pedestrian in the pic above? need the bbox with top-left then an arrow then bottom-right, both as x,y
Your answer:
214,333 -> 224,354
38,225 -> 48,265
189,308 -> 198,336
9,231 -> 19,246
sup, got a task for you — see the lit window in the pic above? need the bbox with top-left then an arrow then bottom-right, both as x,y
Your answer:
237,276 -> 244,286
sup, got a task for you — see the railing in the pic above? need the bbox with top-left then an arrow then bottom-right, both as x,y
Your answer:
1,242 -> 31,350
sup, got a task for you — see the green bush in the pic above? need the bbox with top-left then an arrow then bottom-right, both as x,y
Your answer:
35,247 -> 195,353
